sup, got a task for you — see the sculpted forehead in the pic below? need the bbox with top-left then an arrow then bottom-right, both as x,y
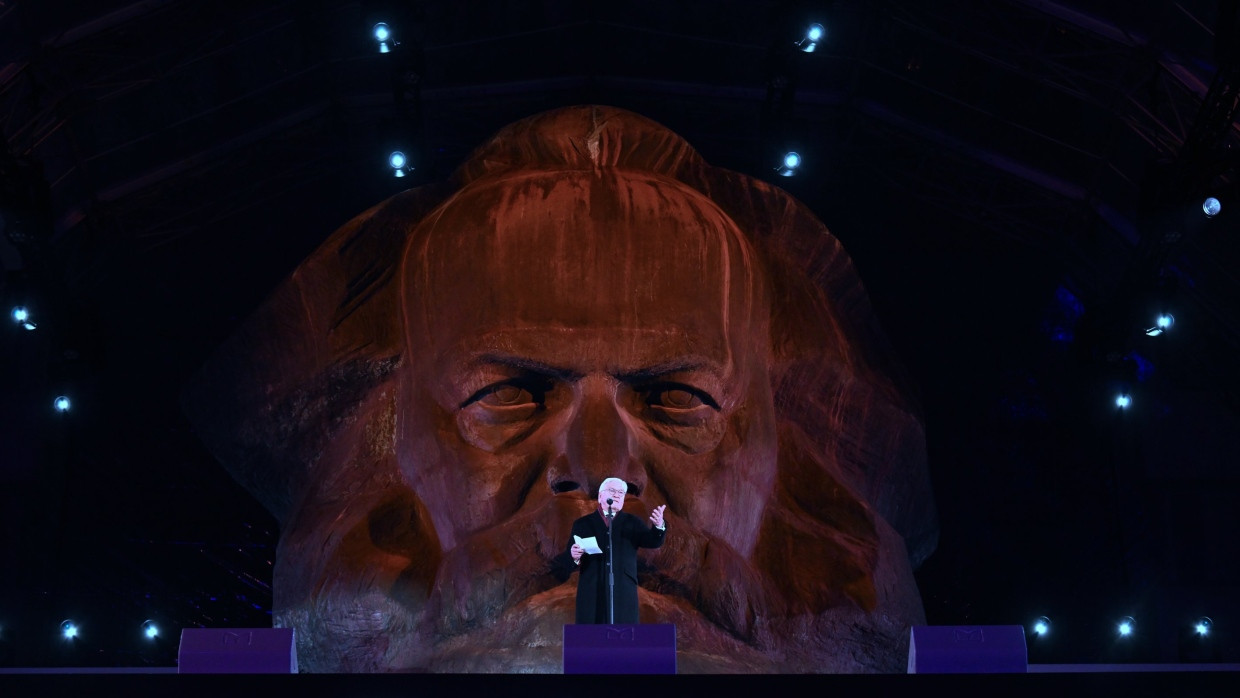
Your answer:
403,170 -> 764,363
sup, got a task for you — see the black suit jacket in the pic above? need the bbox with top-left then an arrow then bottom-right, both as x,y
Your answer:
553,509 -> 665,624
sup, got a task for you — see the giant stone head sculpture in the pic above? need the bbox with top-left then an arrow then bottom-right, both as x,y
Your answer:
184,105 -> 937,672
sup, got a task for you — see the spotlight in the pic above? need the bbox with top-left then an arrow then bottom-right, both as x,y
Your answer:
53,396 -> 71,412
142,620 -> 159,640
60,620 -> 78,640
373,22 -> 392,53
796,23 -> 825,52
1195,617 -> 1213,636
776,151 -> 801,177
1117,616 -> 1136,637
10,306 -> 35,330
388,151 -> 411,178
1032,616 -> 1051,636
1145,313 -> 1174,336
1115,393 -> 1131,409
1202,197 -> 1221,218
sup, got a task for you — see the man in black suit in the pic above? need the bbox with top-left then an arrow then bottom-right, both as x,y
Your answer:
556,477 -> 668,624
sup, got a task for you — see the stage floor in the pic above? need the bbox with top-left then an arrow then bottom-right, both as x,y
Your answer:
2,664 -> 1240,698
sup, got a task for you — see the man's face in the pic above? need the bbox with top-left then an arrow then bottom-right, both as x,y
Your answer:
598,482 -> 626,512
397,171 -> 778,563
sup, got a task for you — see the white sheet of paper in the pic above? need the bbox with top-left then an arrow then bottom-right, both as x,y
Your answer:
574,535 -> 602,555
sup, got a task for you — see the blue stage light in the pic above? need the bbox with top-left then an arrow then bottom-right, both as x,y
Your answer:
389,151 -> 409,177
1146,313 -> 1175,336
373,23 -> 392,53
1117,616 -> 1135,637
142,620 -> 159,639
1032,616 -> 1050,636
777,151 -> 802,177
1195,617 -> 1213,636
60,620 -> 78,640
1202,197 -> 1221,218
10,306 -> 35,329
797,23 -> 825,52
53,396 -> 71,412
1115,394 -> 1131,409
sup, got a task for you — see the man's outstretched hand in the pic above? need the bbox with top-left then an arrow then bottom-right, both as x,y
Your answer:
649,504 -> 667,529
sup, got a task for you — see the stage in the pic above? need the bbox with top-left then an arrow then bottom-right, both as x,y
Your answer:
2,666 -> 1239,698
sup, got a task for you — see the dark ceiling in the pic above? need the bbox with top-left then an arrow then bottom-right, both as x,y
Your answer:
2,0 -> 1239,668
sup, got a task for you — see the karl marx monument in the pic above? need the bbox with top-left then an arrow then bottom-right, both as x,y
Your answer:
184,105 -> 938,673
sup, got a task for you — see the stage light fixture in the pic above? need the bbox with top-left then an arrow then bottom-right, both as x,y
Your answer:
1115,393 -> 1131,409
373,22 -> 392,53
796,23 -> 825,52
776,151 -> 801,177
1032,616 -> 1051,636
142,620 -> 159,639
60,620 -> 78,640
1202,197 -> 1221,218
53,395 -> 71,412
389,151 -> 411,177
1117,616 -> 1135,637
1145,313 -> 1174,336
10,305 -> 35,329
1195,617 -> 1213,636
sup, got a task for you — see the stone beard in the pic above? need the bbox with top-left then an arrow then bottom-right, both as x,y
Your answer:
188,106 -> 935,673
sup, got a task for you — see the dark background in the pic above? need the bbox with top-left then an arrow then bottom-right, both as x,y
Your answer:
1,0 -> 1238,669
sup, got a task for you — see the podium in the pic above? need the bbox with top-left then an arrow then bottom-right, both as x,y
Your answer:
907,625 -> 1027,673
563,624 -> 676,674
178,627 -> 297,673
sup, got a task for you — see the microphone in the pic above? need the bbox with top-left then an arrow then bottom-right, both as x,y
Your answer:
605,498 -> 614,518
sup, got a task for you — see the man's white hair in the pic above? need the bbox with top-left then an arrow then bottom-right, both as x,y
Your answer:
599,477 -> 628,495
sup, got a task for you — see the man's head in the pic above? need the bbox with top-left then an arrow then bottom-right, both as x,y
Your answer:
597,477 -> 628,511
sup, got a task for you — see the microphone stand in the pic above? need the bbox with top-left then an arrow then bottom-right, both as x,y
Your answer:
606,498 -> 615,624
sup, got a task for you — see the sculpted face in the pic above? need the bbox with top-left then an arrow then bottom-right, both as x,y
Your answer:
397,171 -> 777,568
188,106 -> 934,673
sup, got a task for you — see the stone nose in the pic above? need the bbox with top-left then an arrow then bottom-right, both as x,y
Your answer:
548,375 -> 646,498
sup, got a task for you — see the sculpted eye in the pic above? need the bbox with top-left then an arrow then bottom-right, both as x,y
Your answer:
655,388 -> 701,409
461,377 -> 553,409
455,374 -> 559,450
485,384 -> 532,406
644,383 -> 719,411
637,381 -> 723,439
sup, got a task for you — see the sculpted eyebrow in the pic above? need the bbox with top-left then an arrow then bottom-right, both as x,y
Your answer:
616,359 -> 722,382
468,353 -> 581,381
459,354 -> 723,384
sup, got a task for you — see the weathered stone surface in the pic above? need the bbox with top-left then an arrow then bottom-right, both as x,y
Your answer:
183,105 -> 937,673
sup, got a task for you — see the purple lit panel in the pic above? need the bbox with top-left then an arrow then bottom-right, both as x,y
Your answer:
563,624 -> 676,674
